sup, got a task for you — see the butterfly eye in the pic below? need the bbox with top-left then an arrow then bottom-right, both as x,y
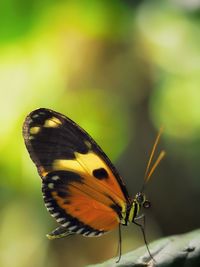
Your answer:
143,200 -> 151,209
135,192 -> 145,204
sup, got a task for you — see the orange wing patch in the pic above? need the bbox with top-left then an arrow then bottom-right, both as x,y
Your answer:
52,150 -> 127,204
42,170 -> 121,235
52,190 -> 119,231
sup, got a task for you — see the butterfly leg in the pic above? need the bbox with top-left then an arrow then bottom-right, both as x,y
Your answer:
133,216 -> 155,261
115,224 -> 122,263
134,213 -> 145,221
46,225 -> 74,240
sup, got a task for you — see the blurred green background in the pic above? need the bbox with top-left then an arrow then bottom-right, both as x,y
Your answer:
0,0 -> 200,266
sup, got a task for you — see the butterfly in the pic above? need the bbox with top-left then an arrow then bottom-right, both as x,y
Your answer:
23,108 -> 165,262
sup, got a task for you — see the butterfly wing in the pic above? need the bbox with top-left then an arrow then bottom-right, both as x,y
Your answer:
42,170 -> 121,237
23,108 -> 130,236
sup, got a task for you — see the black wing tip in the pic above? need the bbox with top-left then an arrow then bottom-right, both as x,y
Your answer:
23,108 -> 57,129
22,108 -> 52,137
25,108 -> 68,121
26,107 -> 59,118
27,108 -> 53,117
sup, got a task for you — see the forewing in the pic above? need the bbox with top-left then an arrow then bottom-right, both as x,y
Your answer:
23,108 -> 130,203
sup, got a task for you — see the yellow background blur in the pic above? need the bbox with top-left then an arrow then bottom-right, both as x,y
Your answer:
0,1 -> 200,266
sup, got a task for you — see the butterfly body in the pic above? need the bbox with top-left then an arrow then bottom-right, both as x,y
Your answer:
23,108 -> 152,241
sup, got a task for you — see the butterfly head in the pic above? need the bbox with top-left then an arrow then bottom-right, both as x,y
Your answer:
135,192 -> 151,209
121,193 -> 151,225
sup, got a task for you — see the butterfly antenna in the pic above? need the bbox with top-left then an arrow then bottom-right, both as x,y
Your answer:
144,127 -> 163,180
144,150 -> 166,184
141,127 -> 165,191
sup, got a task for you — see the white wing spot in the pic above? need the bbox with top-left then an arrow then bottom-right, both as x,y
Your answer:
76,228 -> 84,234
87,232 -> 96,237
51,175 -> 60,181
32,114 -> 39,118
83,231 -> 90,236
47,207 -> 54,211
51,212 -> 59,217
45,202 -> 52,207
48,183 -> 54,189
95,232 -> 103,236
57,218 -> 65,223
68,226 -> 77,231
62,222 -> 70,227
